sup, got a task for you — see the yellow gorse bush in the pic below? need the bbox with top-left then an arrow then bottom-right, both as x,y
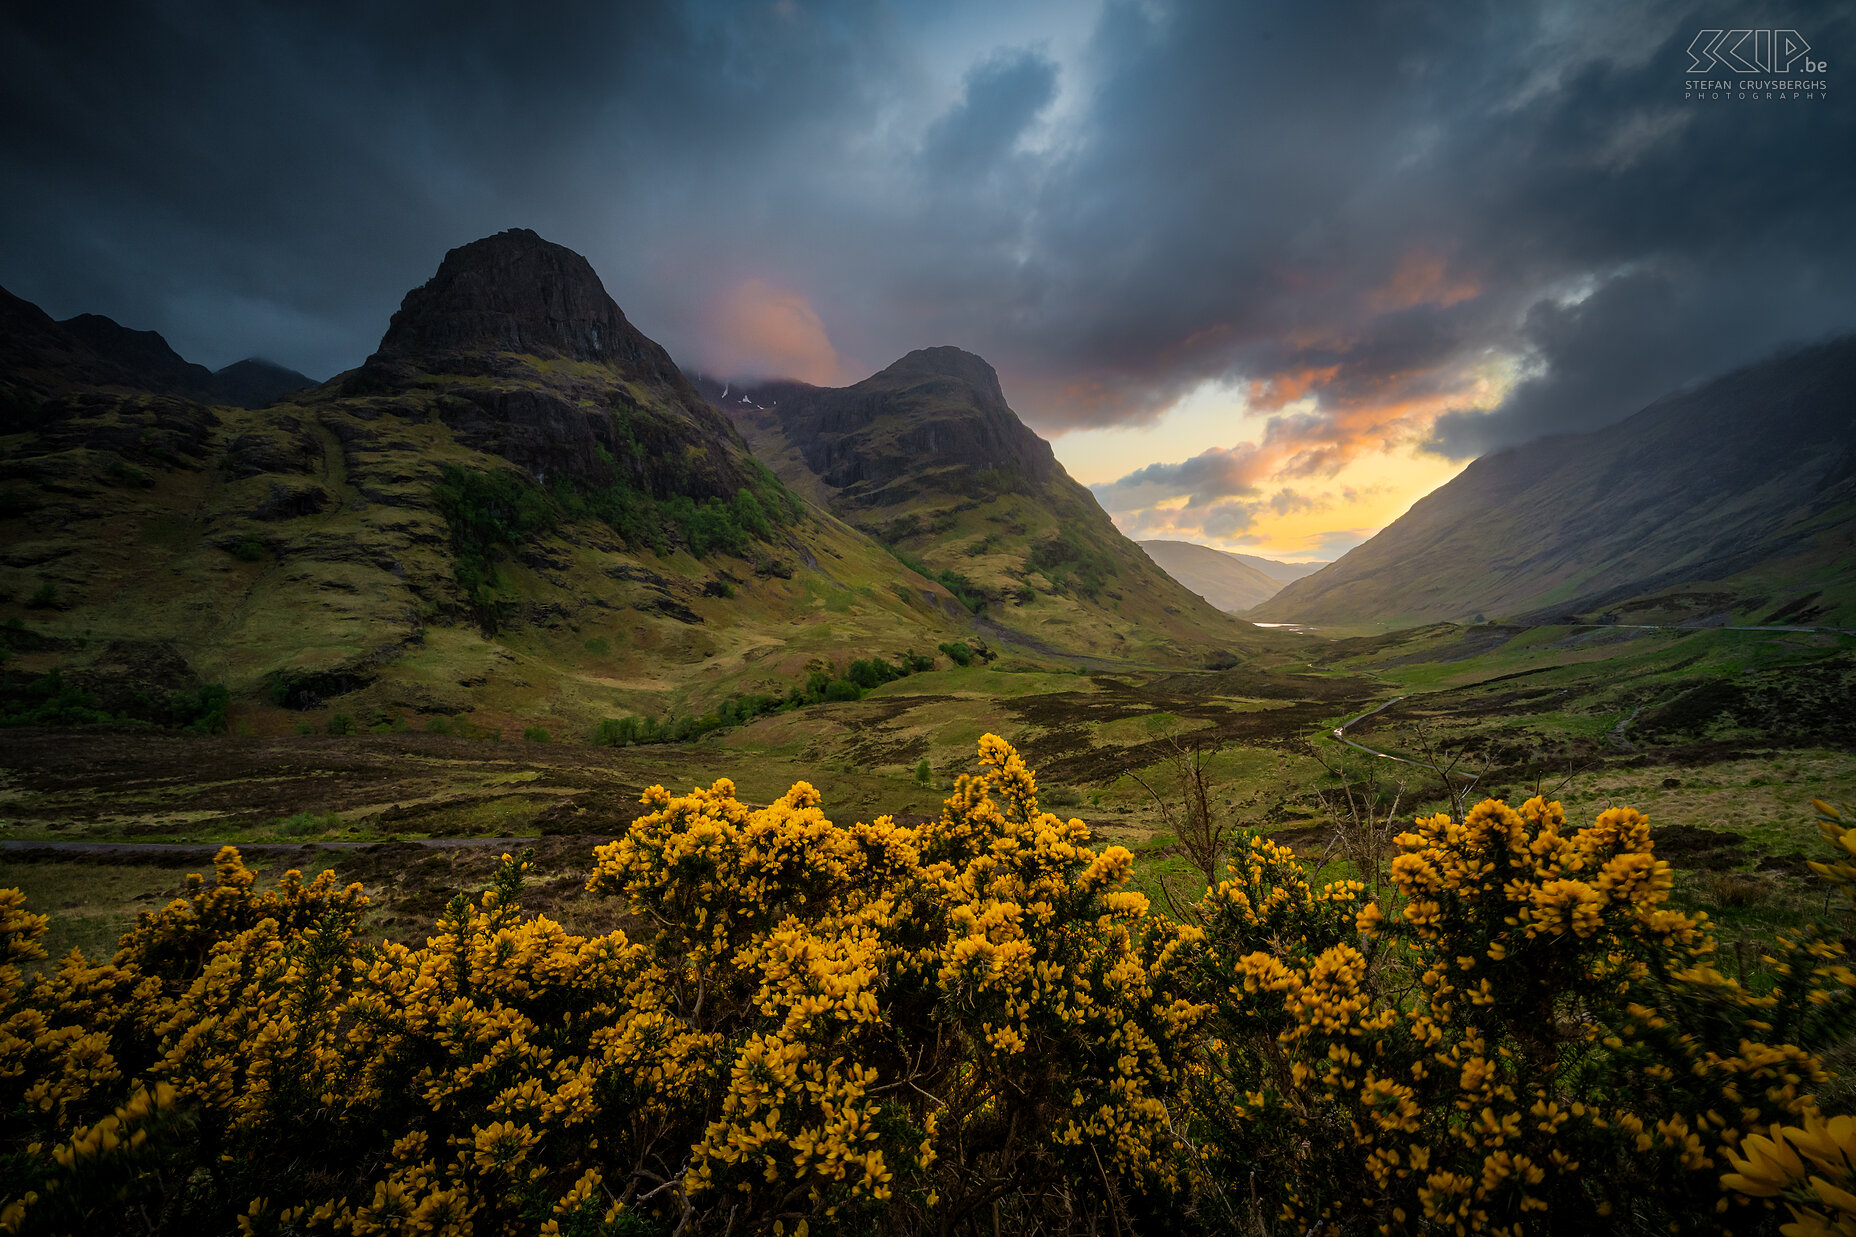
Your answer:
1723,1113 -> 1856,1237
0,740 -> 1850,1236
0,737 -> 1205,1235
1182,792 -> 1855,1235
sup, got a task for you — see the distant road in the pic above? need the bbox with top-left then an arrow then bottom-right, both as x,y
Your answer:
1326,696 -> 1439,768
1323,695 -> 1481,786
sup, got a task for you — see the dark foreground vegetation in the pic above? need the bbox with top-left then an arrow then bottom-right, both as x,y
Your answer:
2,736 -> 1852,1236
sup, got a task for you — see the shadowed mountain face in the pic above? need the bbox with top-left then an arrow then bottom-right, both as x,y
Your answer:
1252,337 -> 1856,630
353,228 -> 753,501
211,359 -> 316,410
726,348 -> 1059,503
369,228 -> 686,386
701,353 -> 1269,661
1137,540 -> 1288,613
59,313 -> 221,400
0,287 -> 129,400
0,288 -> 312,410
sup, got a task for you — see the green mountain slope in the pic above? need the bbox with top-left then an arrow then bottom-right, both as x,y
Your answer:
702,351 -> 1274,662
0,231 -> 991,737
1251,338 -> 1856,630
1137,539 -> 1294,612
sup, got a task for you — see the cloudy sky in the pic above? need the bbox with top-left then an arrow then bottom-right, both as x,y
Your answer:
4,1 -> 1851,559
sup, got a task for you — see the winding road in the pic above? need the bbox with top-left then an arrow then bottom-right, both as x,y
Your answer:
1323,695 -> 1483,788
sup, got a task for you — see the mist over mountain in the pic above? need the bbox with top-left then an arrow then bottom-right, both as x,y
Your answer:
1252,338 -> 1856,630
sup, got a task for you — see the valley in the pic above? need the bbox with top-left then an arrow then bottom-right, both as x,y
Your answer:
7,615 -> 1851,982
8,8 -> 1855,1229
5,227 -> 1852,986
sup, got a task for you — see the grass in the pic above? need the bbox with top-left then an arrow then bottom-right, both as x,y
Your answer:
0,364 -> 1016,746
274,810 -> 343,838
867,666 -> 1099,699
0,840 -> 634,968
1,619 -> 1851,988
0,860 -> 185,965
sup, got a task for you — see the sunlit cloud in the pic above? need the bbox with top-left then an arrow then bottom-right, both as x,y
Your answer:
1077,344 -> 1517,558
699,278 -> 844,386
1364,252 -> 1481,314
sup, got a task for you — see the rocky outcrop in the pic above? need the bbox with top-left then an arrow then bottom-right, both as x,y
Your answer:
250,479 -> 331,521
429,384 -> 745,500
734,346 -> 1060,506
220,416 -> 323,479
12,391 -> 220,471
368,228 -> 687,386
356,229 -> 757,500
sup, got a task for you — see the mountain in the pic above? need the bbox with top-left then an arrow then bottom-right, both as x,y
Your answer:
0,293 -> 313,409
1,288 -> 198,399
58,313 -> 222,401
346,229 -> 772,509
367,229 -> 687,382
700,351 -> 1269,661
0,231 -> 996,735
211,359 -> 315,409
1251,337 -> 1856,630
1137,540 -> 1290,612
1230,553 -> 1323,586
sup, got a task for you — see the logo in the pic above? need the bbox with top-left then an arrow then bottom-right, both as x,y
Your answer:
1683,27 -> 1828,100
1685,29 -> 1823,74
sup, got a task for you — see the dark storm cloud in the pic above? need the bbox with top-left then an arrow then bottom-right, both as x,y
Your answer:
2,0 -> 1851,467
922,50 -> 1058,175
1423,261 -> 1839,458
1039,0 -> 1856,445
0,0 -> 906,375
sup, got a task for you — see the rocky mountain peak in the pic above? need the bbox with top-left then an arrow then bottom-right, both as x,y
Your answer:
368,229 -> 670,376
876,346 -> 1007,405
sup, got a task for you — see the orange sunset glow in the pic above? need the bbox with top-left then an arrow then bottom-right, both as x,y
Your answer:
704,278 -> 844,387
1060,345 -> 1525,560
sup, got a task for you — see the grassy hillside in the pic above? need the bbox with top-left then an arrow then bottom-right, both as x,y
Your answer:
0,236 -> 1029,741
703,351 -> 1278,664
1253,337 -> 1856,630
0,358 -> 1001,735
